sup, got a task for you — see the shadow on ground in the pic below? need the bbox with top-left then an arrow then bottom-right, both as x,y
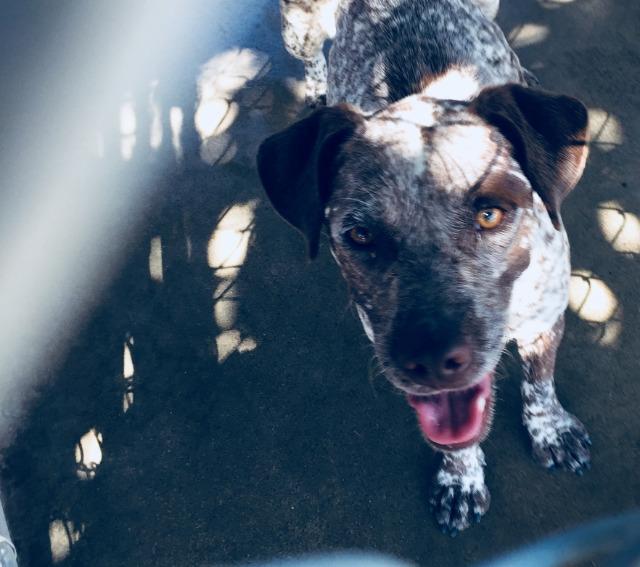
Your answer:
2,1 -> 639,566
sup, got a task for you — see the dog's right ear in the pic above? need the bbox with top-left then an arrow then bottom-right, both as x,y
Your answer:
470,84 -> 589,231
257,105 -> 362,258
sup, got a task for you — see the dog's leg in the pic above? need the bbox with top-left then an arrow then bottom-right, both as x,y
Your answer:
280,0 -> 334,107
518,315 -> 591,473
301,52 -> 328,107
430,445 -> 490,535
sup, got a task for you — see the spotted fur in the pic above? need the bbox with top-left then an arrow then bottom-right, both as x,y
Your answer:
262,0 -> 590,535
519,316 -> 591,473
280,0 -> 339,106
280,0 -> 506,107
430,445 -> 490,535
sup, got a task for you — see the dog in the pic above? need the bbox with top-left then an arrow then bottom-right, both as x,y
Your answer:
258,0 -> 591,534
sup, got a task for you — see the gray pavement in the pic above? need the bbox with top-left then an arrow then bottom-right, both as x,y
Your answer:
1,1 -> 639,566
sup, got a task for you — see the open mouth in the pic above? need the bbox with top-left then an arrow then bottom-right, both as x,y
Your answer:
407,373 -> 493,449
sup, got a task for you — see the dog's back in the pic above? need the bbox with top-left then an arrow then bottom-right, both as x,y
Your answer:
328,0 -> 526,112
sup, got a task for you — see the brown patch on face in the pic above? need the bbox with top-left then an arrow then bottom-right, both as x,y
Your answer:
472,164 -> 533,210
468,155 -> 535,287
502,229 -> 531,285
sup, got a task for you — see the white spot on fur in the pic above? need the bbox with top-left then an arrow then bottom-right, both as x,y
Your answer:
428,124 -> 496,191
508,193 -> 570,343
437,445 -> 486,493
318,0 -> 339,37
521,380 -> 573,445
421,67 -> 480,101
387,96 -> 438,127
364,118 -> 427,177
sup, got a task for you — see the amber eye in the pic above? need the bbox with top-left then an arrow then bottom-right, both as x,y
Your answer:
348,226 -> 374,246
476,207 -> 504,230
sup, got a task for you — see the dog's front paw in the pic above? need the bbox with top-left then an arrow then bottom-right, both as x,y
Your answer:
430,481 -> 490,536
430,446 -> 490,535
528,410 -> 591,474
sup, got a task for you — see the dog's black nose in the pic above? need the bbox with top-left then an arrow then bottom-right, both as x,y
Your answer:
441,345 -> 472,375
398,343 -> 472,383
389,310 -> 474,385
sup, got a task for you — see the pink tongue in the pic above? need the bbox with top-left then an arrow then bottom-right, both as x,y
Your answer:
408,374 -> 492,446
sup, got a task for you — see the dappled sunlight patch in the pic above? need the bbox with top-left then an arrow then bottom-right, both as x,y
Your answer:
216,330 -> 241,363
123,339 -> 134,379
208,224 -> 251,272
284,77 -> 307,103
149,80 -> 163,150
207,200 -> 258,276
123,388 -> 135,414
200,132 -> 237,165
198,48 -> 270,102
214,278 -> 242,342
215,330 -> 258,363
123,337 -> 135,413
148,236 -> 164,282
208,201 -> 260,362
75,428 -> 103,481
196,48 -> 270,164
569,270 -> 619,323
598,319 -> 622,347
588,108 -> 623,152
597,201 -> 640,254
195,100 -> 239,139
215,297 -> 238,330
238,336 -> 257,353
49,519 -> 84,564
119,97 -> 136,161
569,270 -> 622,347
509,23 -> 550,48
170,106 -> 184,162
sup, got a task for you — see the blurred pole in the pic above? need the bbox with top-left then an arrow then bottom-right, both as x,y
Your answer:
0,493 -> 16,566
0,1 -> 274,561
477,510 -> 640,567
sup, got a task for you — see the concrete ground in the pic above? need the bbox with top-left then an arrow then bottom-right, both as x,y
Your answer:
1,0 -> 639,565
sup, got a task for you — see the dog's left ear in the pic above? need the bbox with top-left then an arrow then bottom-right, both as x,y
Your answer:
257,105 -> 363,258
470,83 -> 589,230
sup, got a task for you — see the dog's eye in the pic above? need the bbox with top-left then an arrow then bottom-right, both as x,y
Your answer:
347,226 -> 374,246
476,208 -> 504,230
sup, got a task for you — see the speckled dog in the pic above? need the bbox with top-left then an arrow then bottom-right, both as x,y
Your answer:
259,0 -> 591,534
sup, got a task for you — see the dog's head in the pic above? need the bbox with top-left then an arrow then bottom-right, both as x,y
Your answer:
257,84 -> 588,450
